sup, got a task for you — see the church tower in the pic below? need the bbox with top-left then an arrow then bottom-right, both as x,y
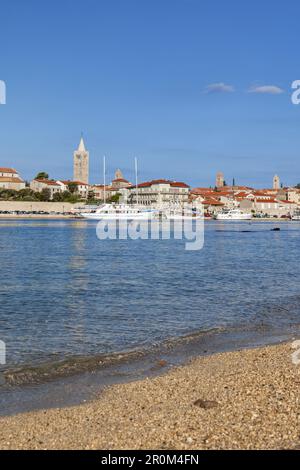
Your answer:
115,169 -> 124,180
73,136 -> 89,184
273,174 -> 280,190
216,171 -> 225,189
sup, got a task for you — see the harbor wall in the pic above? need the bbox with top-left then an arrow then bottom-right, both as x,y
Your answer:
0,201 -> 84,213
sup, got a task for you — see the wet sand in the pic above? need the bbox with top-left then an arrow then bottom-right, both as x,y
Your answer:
1,341 -> 300,450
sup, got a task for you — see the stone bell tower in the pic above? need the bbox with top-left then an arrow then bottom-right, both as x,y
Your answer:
273,174 -> 280,190
73,136 -> 89,184
216,171 -> 225,189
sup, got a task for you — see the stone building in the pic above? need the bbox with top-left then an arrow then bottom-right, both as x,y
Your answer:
73,137 -> 89,184
111,169 -> 132,190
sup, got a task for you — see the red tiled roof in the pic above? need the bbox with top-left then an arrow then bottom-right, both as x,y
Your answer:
60,180 -> 89,186
72,181 -> 89,186
216,192 -> 234,197
234,191 -> 252,197
253,191 -> 273,197
255,198 -> 277,203
137,179 -> 189,188
202,198 -> 224,206
112,178 -> 129,183
170,182 -> 189,188
34,179 -> 61,186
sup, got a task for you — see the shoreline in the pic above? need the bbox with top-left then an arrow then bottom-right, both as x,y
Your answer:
0,215 -> 297,221
1,340 -> 300,450
1,324 -> 298,417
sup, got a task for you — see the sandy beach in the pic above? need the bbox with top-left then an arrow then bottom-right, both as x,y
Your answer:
1,341 -> 300,450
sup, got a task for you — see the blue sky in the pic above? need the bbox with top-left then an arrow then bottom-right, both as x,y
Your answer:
1,0 -> 300,187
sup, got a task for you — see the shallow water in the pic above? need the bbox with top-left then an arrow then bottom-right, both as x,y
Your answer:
1,219 -> 300,384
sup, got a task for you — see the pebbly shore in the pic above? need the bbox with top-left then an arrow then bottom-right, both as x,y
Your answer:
1,342 -> 300,450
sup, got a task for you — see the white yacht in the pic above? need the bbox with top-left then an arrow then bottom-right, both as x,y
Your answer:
163,205 -> 203,221
216,209 -> 252,221
81,204 -> 157,221
292,210 -> 300,221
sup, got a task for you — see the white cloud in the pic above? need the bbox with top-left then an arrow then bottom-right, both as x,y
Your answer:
204,82 -> 235,94
248,85 -> 284,95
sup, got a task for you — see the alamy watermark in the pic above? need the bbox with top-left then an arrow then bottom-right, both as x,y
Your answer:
96,218 -> 205,251
0,80 -> 6,105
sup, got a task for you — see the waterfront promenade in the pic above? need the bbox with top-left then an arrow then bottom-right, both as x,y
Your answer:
0,201 -> 84,218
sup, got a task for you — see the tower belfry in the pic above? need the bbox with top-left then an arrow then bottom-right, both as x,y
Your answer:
73,136 -> 89,184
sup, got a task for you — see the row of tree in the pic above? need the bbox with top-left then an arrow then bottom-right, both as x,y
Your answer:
0,187 -> 121,204
0,188 -> 83,203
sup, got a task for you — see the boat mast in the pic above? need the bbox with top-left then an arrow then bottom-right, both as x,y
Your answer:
135,157 -> 139,206
103,156 -> 106,204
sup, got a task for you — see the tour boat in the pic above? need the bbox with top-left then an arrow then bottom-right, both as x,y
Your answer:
216,209 -> 252,221
81,204 -> 158,221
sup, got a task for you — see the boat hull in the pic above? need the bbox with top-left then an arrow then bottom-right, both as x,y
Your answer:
165,215 -> 203,221
216,213 -> 252,221
80,212 -> 156,221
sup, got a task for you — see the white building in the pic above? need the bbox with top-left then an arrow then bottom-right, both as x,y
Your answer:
128,179 -> 190,207
240,197 -> 298,217
0,167 -> 26,191
30,179 -> 63,199
58,180 -> 90,199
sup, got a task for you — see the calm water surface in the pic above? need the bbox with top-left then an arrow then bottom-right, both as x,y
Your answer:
1,219 -> 300,375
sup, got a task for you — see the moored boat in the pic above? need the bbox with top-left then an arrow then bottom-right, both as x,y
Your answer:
216,209 -> 252,221
81,203 -> 157,221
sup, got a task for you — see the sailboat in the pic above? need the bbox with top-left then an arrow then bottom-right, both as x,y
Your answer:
80,157 -> 157,221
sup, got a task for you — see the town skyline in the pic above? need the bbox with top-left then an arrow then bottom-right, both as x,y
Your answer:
1,1 -> 300,188
0,135 -> 297,190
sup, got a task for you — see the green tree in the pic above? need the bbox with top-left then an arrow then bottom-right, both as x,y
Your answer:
35,172 -> 49,180
52,192 -> 64,202
67,182 -> 78,194
39,188 -> 51,201
17,188 -> 37,201
87,190 -> 95,202
109,193 -> 121,203
59,190 -> 81,203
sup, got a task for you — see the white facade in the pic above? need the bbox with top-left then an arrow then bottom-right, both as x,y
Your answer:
30,179 -> 63,199
240,197 -> 298,217
129,180 -> 190,207
0,168 -> 26,191
58,181 -> 90,199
